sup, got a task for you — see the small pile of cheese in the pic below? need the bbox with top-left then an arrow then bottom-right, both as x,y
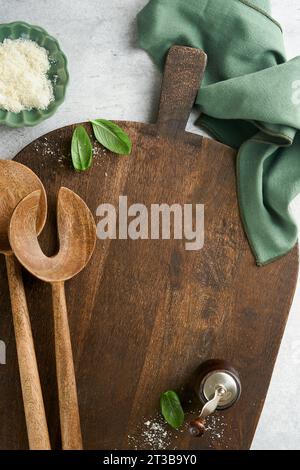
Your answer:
0,38 -> 54,113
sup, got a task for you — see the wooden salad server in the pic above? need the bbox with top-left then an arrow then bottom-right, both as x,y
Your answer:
9,187 -> 96,450
0,160 -> 50,450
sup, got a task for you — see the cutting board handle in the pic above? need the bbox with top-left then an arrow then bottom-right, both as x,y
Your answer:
156,45 -> 207,136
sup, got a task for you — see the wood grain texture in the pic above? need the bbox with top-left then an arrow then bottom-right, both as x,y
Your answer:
52,281 -> 82,450
9,188 -> 96,283
9,187 -> 97,449
0,46 -> 298,450
0,161 -> 47,253
5,255 -> 50,450
0,161 -> 50,450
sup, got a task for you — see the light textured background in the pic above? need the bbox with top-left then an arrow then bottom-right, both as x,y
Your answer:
0,0 -> 299,450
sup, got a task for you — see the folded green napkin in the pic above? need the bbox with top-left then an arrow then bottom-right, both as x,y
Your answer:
138,0 -> 300,265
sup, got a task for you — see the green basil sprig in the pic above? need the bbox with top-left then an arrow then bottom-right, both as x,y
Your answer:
91,119 -> 132,155
71,125 -> 93,172
160,391 -> 184,429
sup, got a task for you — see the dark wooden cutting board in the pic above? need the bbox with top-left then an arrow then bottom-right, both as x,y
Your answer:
0,46 -> 298,450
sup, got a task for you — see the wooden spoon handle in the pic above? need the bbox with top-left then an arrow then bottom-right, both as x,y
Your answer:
51,281 -> 83,450
5,254 -> 50,450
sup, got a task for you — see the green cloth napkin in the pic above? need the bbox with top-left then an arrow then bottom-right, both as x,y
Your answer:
137,0 -> 300,265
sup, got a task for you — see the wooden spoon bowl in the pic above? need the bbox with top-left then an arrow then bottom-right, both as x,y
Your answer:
0,160 -> 47,254
9,187 -> 96,282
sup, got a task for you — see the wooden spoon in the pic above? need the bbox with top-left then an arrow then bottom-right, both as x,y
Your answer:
0,160 -> 50,450
9,187 -> 96,450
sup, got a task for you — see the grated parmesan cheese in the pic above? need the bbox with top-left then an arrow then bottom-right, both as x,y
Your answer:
0,38 -> 54,113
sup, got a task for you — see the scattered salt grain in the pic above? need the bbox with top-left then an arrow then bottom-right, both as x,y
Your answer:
128,415 -> 173,450
128,411 -> 230,451
33,137 -> 68,168
206,414 -> 227,441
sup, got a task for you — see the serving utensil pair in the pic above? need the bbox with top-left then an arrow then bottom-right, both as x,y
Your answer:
0,160 -> 96,449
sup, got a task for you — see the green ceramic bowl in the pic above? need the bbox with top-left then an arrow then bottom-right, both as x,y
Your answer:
0,21 -> 69,128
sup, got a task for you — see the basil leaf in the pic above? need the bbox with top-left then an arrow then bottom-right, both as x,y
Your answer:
160,391 -> 184,429
91,119 -> 132,155
71,126 -> 93,172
